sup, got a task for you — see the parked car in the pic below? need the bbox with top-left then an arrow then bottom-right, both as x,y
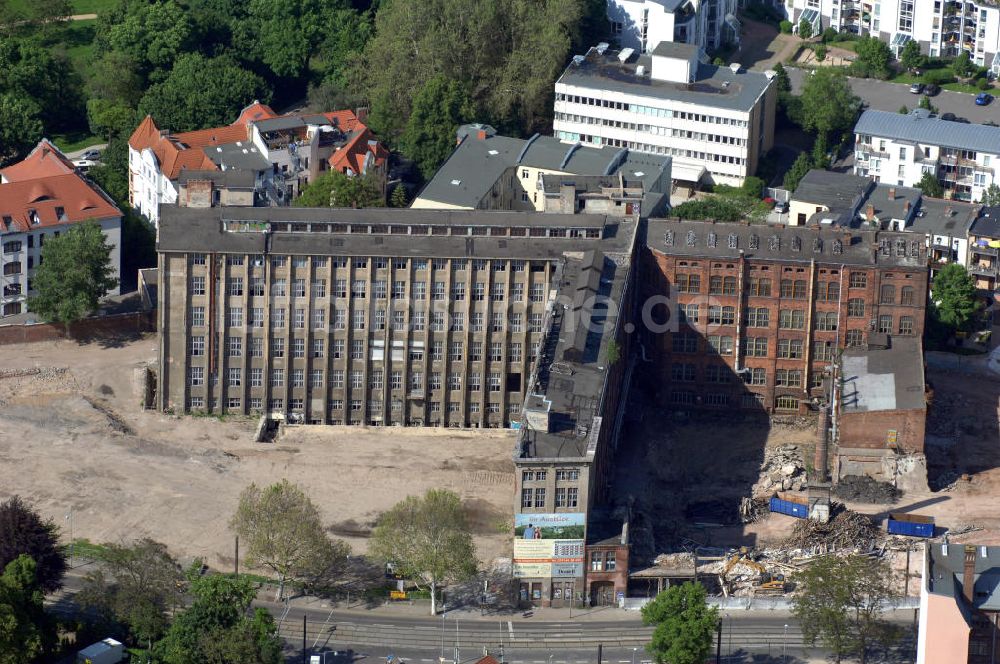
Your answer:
81,149 -> 101,161
774,200 -> 789,213
923,84 -> 941,97
72,159 -> 96,172
976,92 -> 993,106
909,82 -> 925,94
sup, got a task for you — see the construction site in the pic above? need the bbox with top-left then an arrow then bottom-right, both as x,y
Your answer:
606,356 -> 1000,601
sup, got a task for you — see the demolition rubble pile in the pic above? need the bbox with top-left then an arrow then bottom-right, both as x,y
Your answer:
833,475 -> 901,504
751,444 -> 808,496
739,496 -> 769,523
784,506 -> 882,552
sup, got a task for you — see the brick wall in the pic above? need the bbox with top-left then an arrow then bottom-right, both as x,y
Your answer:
0,311 -> 154,346
839,407 -> 926,454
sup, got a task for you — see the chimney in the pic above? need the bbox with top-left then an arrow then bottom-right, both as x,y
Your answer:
865,204 -> 875,221
814,406 -> 830,483
888,187 -> 896,200
477,129 -> 487,141
964,545 -> 977,603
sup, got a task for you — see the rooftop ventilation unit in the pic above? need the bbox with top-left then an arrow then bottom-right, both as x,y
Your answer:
729,63 -> 742,74
450,179 -> 462,186
596,42 -> 610,54
572,54 -> 585,65
618,47 -> 635,63
636,65 -> 646,76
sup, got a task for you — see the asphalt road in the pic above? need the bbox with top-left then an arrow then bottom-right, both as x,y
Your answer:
786,67 -> 1000,124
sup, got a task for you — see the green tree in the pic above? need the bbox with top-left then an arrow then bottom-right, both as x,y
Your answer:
917,171 -> 944,198
898,105 -> 909,114
783,152 -> 814,191
899,39 -> 925,71
773,62 -> 791,94
0,38 -> 85,133
139,53 -> 271,132
0,497 -> 65,595
740,176 -> 765,199
799,68 -> 862,142
980,182 -> 1000,206
294,171 -> 385,209
641,582 -> 718,664
230,480 -> 351,601
953,50 -> 975,78
390,183 -> 409,208
932,263 -> 980,332
779,19 -> 793,34
371,489 -> 477,615
86,98 -> 138,143
155,574 -> 281,664
793,555 -> 897,664
27,220 -> 118,331
851,35 -> 893,78
0,92 -> 43,166
98,0 -> 194,79
401,75 -> 472,179
918,94 -> 937,115
86,51 -> 145,108
815,43 -> 827,62
78,539 -> 185,649
798,17 -> 813,39
0,555 -> 55,664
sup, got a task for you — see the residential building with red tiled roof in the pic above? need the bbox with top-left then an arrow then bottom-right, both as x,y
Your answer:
0,140 -> 122,318
128,102 -> 387,226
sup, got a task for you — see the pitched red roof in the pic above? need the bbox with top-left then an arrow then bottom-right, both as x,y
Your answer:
329,125 -> 389,176
0,141 -> 120,233
0,139 -> 76,182
234,101 -> 278,126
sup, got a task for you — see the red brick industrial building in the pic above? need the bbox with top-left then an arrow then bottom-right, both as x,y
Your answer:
641,219 -> 929,415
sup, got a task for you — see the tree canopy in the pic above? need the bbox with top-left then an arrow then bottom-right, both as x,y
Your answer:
932,263 -> 980,332
78,539 -> 186,648
641,582 -> 718,664
401,75 -> 473,179
980,183 -> 1000,206
154,573 -> 282,664
139,53 -> 271,133
799,68 -> 862,141
0,555 -> 56,664
230,480 -> 351,601
899,40 -> 925,71
27,220 -> 119,330
370,489 -> 477,615
793,555 -> 897,664
917,171 -> 944,198
850,35 -> 893,79
0,496 -> 66,595
293,171 -> 386,209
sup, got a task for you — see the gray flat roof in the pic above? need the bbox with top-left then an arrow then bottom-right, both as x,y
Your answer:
557,47 -> 772,112
254,116 -> 307,133
868,183 -> 921,223
176,168 -> 256,189
792,169 -> 873,211
415,131 -> 669,209
855,108 -> 1000,154
203,142 -> 270,173
646,218 -> 928,268
928,543 -> 1000,612
971,206 -> 1000,237
157,206 -> 637,259
909,198 -> 979,237
841,336 -> 925,413
651,41 -> 700,58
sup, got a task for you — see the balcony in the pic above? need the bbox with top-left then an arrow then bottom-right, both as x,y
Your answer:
970,263 -> 998,277
971,244 -> 999,256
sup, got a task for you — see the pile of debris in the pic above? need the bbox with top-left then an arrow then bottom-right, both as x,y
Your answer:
739,496 -> 769,523
784,506 -> 881,552
833,475 -> 901,504
652,552 -> 696,569
752,444 -> 808,496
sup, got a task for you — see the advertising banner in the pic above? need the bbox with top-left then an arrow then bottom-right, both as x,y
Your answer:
512,539 -> 584,578
512,561 -> 584,578
514,513 -> 585,539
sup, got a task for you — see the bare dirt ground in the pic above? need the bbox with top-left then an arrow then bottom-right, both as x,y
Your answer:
0,336 -> 516,570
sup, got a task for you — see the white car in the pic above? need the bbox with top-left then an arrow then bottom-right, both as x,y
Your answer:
73,159 -> 96,172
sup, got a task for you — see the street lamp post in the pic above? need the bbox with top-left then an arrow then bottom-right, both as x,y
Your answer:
726,613 -> 732,660
783,624 -> 788,663
65,509 -> 73,567
631,647 -> 637,664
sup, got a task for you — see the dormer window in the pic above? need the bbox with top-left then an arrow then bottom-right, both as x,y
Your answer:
1,215 -> 11,229
28,209 -> 40,225
55,206 -> 65,220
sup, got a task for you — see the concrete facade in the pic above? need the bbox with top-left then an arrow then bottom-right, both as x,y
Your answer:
607,0 -> 740,54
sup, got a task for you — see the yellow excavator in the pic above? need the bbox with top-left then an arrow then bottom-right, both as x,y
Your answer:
719,547 -> 788,596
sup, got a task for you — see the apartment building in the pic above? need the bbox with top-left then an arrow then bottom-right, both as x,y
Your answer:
910,197 -> 979,279
917,543 -> 1000,664
553,42 -> 776,187
790,0 -> 1000,70
411,124 -> 670,216
967,207 -> 1000,296
128,102 -> 387,226
855,109 -> 1000,201
641,219 -> 929,415
606,0 -> 741,53
0,140 -> 122,319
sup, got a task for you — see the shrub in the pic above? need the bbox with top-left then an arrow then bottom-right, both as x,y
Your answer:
798,18 -> 813,39
977,77 -> 991,90
923,69 -> 956,85
821,27 -> 838,43
815,44 -> 827,61
780,19 -> 793,34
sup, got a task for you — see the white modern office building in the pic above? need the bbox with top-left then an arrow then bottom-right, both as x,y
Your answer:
854,109 -> 1000,202
606,0 -> 740,53
553,42 -> 776,187
790,0 -> 1000,71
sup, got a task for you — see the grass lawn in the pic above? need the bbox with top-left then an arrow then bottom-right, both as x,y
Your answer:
57,18 -> 96,73
52,131 -> 103,153
942,81 -> 992,94
70,0 -> 117,14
